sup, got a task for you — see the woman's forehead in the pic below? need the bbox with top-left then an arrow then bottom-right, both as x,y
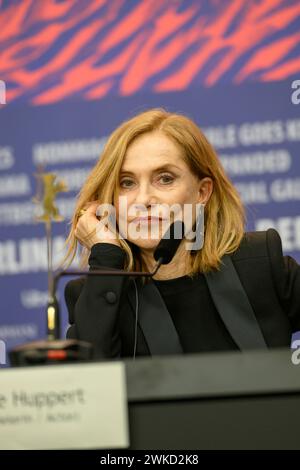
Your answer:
126,131 -> 181,155
122,133 -> 185,170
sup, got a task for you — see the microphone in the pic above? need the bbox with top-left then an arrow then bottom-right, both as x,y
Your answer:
10,221 -> 185,366
154,220 -> 185,264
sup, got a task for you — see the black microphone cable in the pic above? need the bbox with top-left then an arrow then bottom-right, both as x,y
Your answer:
131,220 -> 185,360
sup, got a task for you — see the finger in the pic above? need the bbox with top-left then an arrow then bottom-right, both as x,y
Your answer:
83,201 -> 100,215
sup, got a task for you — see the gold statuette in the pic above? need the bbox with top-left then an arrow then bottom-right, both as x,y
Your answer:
33,171 -> 68,222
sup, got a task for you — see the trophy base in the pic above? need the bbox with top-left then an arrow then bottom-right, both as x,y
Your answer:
9,339 -> 93,367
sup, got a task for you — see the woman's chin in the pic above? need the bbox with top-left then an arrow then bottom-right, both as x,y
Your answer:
128,237 -> 161,252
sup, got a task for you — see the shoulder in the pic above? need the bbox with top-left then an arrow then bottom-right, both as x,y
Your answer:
231,228 -> 282,261
64,277 -> 86,319
64,276 -> 85,298
230,229 -> 289,302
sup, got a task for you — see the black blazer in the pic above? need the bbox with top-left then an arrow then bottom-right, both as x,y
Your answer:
65,229 -> 300,359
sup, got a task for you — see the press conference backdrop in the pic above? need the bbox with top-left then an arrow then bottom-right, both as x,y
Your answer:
0,0 -> 300,364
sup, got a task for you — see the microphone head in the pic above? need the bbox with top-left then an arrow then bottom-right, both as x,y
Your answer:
154,220 -> 185,264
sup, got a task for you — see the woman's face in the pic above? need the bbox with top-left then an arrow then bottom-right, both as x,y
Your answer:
114,131 -> 213,252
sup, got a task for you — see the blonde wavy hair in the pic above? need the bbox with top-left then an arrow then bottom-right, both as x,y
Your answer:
63,108 -> 245,274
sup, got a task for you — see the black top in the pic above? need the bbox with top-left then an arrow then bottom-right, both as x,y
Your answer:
89,243 -> 237,354
153,275 -> 237,353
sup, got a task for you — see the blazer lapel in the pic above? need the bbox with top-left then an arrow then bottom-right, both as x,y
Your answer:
204,255 -> 267,350
127,279 -> 183,355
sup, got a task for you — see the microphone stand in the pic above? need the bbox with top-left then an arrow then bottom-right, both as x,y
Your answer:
43,218 -> 184,345
9,259 -> 164,367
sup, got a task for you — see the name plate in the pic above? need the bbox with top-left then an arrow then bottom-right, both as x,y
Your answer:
0,362 -> 129,450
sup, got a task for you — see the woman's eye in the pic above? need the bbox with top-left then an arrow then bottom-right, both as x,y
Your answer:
159,174 -> 175,184
120,174 -> 175,188
120,179 -> 135,189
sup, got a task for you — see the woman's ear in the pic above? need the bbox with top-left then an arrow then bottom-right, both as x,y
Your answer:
198,177 -> 213,205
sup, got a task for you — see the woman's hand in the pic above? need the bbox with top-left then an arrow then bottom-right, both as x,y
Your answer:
74,201 -> 121,250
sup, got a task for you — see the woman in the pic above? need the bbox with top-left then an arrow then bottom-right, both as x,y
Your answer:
64,108 -> 300,359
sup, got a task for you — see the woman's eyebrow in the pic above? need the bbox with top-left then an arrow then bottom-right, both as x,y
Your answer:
120,164 -> 181,175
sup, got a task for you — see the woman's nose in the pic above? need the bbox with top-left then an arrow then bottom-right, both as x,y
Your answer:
134,182 -> 157,208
